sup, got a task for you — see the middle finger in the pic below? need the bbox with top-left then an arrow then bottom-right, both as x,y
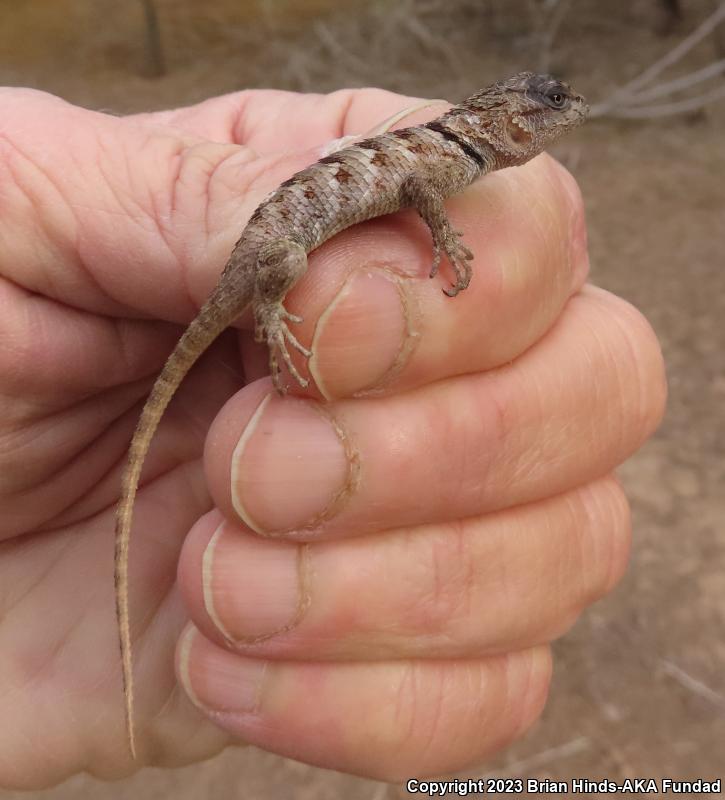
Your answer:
180,475 -> 630,656
205,286 -> 664,538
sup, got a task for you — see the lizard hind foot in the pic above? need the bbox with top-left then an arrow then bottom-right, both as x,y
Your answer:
253,238 -> 311,392
255,302 -> 311,391
255,303 -> 312,394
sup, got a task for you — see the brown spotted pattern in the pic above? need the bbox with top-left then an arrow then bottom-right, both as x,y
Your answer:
233,72 -> 587,259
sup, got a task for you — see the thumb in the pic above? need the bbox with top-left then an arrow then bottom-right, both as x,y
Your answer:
0,86 -> 425,323
0,87 -> 257,322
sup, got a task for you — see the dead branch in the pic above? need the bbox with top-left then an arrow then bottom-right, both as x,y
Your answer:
598,83 -> 725,118
592,2 -> 725,118
140,0 -> 165,78
631,57 -> 725,103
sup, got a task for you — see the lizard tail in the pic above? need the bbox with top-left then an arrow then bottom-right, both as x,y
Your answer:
114,286 -> 250,759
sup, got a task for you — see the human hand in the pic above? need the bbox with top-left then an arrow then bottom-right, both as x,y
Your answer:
0,85 -> 665,788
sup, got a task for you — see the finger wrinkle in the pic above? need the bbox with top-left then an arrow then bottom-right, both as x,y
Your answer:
156,141 -> 255,310
411,663 -> 447,765
223,91 -> 254,145
0,381 -> 131,495
577,477 -> 632,601
0,134 -> 77,262
585,291 -> 665,449
328,89 -> 357,140
399,519 -> 477,636
173,145 -> 221,310
512,647 -> 552,738
228,89 -> 297,147
208,91 -> 255,146
240,151 -> 303,207
485,366 -> 545,485
96,134 -> 145,221
150,140 -> 186,232
391,660 -> 423,754
555,478 -> 631,614
613,302 -> 667,441
196,145 -> 253,240
455,380 -> 510,498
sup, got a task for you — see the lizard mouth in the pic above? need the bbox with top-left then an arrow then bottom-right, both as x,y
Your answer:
508,117 -> 533,146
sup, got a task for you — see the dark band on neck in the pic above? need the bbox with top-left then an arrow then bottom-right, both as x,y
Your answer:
425,121 -> 486,167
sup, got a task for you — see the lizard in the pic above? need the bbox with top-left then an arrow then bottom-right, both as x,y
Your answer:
114,71 -> 588,758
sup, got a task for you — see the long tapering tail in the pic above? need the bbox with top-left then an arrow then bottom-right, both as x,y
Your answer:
114,286 -> 251,758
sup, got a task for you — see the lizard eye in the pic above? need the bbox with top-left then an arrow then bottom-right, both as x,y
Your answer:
545,91 -> 568,109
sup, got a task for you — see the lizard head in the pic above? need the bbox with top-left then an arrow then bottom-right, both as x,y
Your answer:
461,72 -> 589,167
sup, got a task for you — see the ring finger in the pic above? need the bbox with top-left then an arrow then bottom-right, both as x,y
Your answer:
179,475 -> 629,656
204,286 -> 665,538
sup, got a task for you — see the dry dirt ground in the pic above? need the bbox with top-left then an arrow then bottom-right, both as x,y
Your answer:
1,0 -> 724,797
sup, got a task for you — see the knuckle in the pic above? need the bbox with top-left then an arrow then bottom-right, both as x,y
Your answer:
0,283 -> 33,391
373,652 -> 553,780
599,293 -> 668,443
574,477 -> 633,608
589,477 -> 633,599
356,661 -> 437,781
397,520 -> 481,638
524,479 -> 632,645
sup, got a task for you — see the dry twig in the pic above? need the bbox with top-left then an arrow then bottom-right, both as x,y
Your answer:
592,2 -> 725,118
662,660 -> 725,713
475,737 -> 591,779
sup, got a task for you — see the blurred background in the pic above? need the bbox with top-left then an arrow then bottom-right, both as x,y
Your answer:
1,0 -> 723,796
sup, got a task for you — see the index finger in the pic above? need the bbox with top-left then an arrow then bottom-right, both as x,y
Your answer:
134,87 -> 437,153
256,152 -> 588,398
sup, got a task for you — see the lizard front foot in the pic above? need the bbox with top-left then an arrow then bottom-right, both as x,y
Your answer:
441,229 -> 474,297
401,175 -> 475,298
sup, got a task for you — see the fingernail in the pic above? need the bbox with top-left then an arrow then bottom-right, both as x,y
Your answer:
311,267 -> 417,398
367,99 -> 448,135
202,522 -> 308,642
231,394 -> 356,534
179,626 -> 267,715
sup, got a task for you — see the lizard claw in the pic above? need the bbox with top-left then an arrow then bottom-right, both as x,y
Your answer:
273,328 -> 310,389
440,228 -> 474,296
